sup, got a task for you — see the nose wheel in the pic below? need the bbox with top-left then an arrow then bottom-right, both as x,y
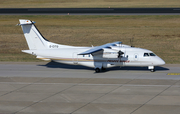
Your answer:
150,69 -> 155,72
148,66 -> 155,72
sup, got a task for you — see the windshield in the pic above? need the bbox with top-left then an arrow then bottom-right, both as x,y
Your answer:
149,53 -> 156,56
144,53 -> 149,57
144,53 -> 156,57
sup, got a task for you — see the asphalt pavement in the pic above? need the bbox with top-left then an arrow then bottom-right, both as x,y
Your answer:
0,62 -> 180,114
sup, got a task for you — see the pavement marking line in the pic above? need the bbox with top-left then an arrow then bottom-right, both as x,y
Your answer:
70,74 -> 141,114
167,73 -> 180,75
0,77 -> 48,97
129,79 -> 180,114
13,75 -> 98,114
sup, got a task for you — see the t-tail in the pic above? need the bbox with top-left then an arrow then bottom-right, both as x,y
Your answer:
18,19 -> 73,60
19,19 -> 50,50
18,19 -> 72,51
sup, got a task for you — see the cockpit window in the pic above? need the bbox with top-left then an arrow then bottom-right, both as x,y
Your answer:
144,53 -> 149,57
149,53 -> 156,56
144,53 -> 156,57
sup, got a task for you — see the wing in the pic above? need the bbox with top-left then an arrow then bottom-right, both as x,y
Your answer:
78,41 -> 122,55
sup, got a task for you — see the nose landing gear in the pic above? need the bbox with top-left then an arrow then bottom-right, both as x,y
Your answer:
150,69 -> 155,72
148,66 -> 155,72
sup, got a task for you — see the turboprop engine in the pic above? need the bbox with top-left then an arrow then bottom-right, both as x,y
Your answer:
102,48 -> 124,58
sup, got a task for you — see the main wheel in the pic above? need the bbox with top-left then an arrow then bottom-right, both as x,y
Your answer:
95,68 -> 101,73
101,67 -> 106,71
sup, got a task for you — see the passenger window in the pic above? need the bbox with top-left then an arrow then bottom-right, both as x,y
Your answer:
144,53 -> 149,57
149,53 -> 156,56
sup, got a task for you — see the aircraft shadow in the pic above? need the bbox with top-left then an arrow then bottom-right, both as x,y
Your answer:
38,61 -> 94,70
38,61 -> 169,72
108,66 -> 169,72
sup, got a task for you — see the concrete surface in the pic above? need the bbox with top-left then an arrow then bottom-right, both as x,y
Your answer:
0,62 -> 180,114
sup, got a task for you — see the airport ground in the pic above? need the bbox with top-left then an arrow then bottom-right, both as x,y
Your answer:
1,1 -> 180,114
0,8 -> 180,114
0,62 -> 180,114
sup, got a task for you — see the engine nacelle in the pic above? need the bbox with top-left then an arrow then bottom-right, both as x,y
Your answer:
103,52 -> 119,58
102,48 -> 118,58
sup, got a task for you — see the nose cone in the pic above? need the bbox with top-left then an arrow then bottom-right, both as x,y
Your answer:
159,59 -> 165,65
156,57 -> 165,66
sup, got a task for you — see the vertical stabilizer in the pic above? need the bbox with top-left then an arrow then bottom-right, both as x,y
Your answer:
19,19 -> 49,50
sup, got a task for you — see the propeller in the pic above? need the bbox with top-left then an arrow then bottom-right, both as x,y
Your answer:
118,51 -> 124,58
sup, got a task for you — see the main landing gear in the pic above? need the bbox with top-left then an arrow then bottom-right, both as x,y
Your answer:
95,67 -> 106,73
95,68 -> 101,73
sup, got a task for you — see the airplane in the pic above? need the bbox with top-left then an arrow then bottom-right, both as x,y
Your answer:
17,19 -> 165,73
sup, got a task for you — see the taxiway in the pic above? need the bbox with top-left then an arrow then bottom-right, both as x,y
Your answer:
0,62 -> 180,114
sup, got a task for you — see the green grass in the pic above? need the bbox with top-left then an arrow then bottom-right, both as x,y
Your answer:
0,15 -> 180,64
0,0 -> 180,8
0,53 -> 41,62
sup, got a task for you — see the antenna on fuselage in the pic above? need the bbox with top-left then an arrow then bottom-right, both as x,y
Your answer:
90,42 -> 94,47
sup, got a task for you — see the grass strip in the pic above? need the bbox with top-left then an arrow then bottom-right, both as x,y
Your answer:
0,15 -> 180,63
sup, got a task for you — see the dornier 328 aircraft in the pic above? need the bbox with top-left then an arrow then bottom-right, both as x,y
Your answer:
18,19 -> 165,72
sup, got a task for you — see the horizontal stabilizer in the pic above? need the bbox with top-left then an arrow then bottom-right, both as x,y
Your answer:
78,41 -> 121,55
18,19 -> 35,25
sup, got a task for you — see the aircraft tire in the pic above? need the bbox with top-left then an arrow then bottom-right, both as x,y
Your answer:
101,67 -> 106,71
150,69 -> 155,72
95,68 -> 101,73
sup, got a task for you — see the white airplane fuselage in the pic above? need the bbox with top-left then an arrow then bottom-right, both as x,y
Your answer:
19,19 -> 165,72
23,45 -> 165,68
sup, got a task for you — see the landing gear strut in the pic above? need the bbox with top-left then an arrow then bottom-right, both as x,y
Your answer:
101,67 -> 106,71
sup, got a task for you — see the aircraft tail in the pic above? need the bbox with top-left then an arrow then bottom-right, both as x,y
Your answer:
19,19 -> 74,51
19,19 -> 50,50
